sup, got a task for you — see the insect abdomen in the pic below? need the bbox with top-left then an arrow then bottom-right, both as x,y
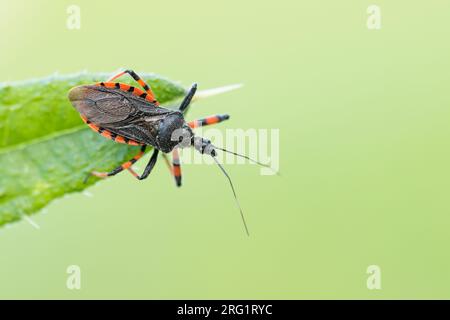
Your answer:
96,82 -> 158,105
80,115 -> 142,146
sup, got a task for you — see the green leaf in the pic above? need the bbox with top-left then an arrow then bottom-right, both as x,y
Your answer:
0,72 -> 187,227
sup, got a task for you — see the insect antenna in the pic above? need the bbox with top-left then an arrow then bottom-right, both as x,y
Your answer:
212,156 -> 250,236
212,145 -> 280,176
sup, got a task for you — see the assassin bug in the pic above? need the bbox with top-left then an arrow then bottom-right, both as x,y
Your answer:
68,70 -> 272,235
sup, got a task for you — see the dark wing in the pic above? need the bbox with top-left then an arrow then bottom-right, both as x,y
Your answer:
68,85 -> 173,145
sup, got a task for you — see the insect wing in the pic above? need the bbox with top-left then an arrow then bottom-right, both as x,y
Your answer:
68,85 -> 172,145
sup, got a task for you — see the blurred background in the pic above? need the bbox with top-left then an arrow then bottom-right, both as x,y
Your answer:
1,0 -> 450,299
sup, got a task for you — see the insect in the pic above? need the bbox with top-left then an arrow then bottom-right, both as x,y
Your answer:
68,70 -> 271,235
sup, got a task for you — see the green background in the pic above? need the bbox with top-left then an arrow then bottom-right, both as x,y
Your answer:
1,0 -> 450,299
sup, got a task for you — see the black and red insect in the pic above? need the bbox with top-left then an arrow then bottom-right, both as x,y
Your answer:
68,70 -> 268,235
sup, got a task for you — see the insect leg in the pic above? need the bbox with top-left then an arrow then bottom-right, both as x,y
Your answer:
126,167 -> 141,179
161,153 -> 173,172
188,114 -> 230,128
161,150 -> 182,187
135,149 -> 159,180
126,151 -> 159,180
179,83 -> 197,113
172,149 -> 182,187
106,69 -> 157,103
90,146 -> 147,179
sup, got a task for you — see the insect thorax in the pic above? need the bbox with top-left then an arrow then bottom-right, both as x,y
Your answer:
156,112 -> 193,153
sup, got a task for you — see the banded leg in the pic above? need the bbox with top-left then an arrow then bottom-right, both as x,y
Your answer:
161,151 -> 182,187
161,153 -> 173,173
188,114 -> 230,129
106,69 -> 158,103
136,149 -> 159,180
125,149 -> 159,180
89,146 -> 147,179
172,149 -> 182,187
89,148 -> 159,181
126,167 -> 140,179
179,83 -> 197,113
